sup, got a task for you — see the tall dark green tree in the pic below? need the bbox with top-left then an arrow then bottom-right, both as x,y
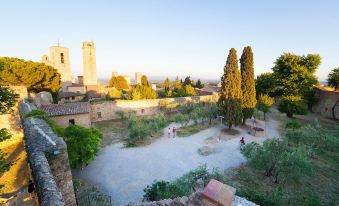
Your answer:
240,46 -> 256,124
195,79 -> 204,89
183,76 -> 192,86
0,57 -> 61,93
217,48 -> 243,128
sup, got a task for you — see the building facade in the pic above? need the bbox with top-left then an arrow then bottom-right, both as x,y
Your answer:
135,72 -> 143,85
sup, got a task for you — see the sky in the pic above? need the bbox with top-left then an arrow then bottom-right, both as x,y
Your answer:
1,0 -> 338,81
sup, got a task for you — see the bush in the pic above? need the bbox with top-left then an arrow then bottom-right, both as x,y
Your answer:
278,95 -> 307,118
143,165 -> 231,201
63,125 -> 103,169
285,120 -> 302,130
0,128 -> 11,142
106,87 -> 122,99
25,109 -> 49,120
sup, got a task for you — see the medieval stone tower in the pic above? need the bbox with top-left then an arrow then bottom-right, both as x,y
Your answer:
82,41 -> 97,86
42,46 -> 73,83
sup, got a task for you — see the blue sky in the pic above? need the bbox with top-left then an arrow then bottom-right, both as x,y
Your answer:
1,0 -> 338,81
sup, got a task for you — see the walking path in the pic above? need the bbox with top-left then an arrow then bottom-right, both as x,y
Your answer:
74,117 -> 281,206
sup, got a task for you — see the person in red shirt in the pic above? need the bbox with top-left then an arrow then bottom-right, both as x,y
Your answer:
172,127 -> 176,138
240,137 -> 245,145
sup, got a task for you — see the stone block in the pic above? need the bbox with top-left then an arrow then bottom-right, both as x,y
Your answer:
201,179 -> 236,206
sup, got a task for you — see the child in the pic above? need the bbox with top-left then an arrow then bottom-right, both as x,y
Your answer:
172,127 -> 176,138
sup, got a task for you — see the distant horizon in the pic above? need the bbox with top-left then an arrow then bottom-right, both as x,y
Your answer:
1,1 -> 338,81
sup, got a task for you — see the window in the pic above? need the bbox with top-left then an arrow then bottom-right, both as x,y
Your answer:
97,112 -> 102,118
60,53 -> 64,63
69,119 -> 75,125
65,97 -> 69,100
71,96 -> 75,100
141,109 -> 145,114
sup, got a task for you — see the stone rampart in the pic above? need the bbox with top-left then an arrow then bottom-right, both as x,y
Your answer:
312,88 -> 339,120
90,93 -> 219,122
19,101 -> 76,206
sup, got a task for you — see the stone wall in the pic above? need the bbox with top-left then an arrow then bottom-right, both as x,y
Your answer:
312,88 -> 339,120
51,113 -> 91,128
90,94 -> 218,122
20,101 -> 76,206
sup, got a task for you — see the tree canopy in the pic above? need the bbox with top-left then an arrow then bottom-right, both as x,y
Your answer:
257,94 -> 274,120
218,48 -> 243,128
0,57 -> 61,93
141,75 -> 149,87
173,76 -> 182,91
0,86 -> 19,114
327,67 -> 339,91
255,72 -> 277,97
129,85 -> 157,100
195,79 -> 204,89
108,75 -> 129,90
272,53 -> 320,97
240,46 -> 256,124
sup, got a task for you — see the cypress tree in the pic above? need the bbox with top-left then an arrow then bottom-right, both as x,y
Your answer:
240,46 -> 256,124
164,78 -> 170,92
217,48 -> 243,129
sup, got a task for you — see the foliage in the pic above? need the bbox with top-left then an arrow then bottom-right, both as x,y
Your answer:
272,53 -> 320,97
327,67 -> 339,90
141,75 -> 149,87
126,113 -> 169,147
0,128 -> 12,142
242,138 -> 313,184
218,48 -> 243,128
143,165 -> 231,201
63,125 -> 103,169
195,79 -> 204,89
256,94 -> 274,120
25,109 -> 49,120
0,150 -> 10,174
106,87 -> 122,99
0,57 -> 61,93
278,95 -> 307,118
163,77 -> 172,97
255,72 -> 277,98
173,88 -> 186,97
0,86 -> 19,114
285,121 -> 302,130
183,76 -> 192,86
173,76 -> 182,91
108,76 -> 129,90
240,46 -> 256,124
129,85 -> 157,100
184,85 -> 196,96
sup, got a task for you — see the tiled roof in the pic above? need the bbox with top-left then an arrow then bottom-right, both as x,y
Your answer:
40,102 -> 90,117
58,92 -> 84,99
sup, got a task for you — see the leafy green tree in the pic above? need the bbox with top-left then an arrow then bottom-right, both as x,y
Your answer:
184,85 -> 196,96
255,72 -> 278,97
195,79 -> 204,89
63,125 -> 103,169
327,67 -> 339,91
278,95 -> 307,118
173,76 -> 182,91
0,86 -> 19,114
218,48 -> 243,128
108,75 -> 129,90
129,85 -> 157,100
240,46 -> 256,124
141,75 -> 149,87
272,53 -> 320,97
106,87 -> 122,99
0,57 -> 61,93
257,94 -> 274,120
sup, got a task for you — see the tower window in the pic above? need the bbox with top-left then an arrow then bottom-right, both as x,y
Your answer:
60,53 -> 64,63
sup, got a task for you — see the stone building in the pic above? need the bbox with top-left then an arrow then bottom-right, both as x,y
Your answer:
312,86 -> 339,120
82,41 -> 98,87
42,45 -> 73,85
40,102 -> 91,128
58,92 -> 84,104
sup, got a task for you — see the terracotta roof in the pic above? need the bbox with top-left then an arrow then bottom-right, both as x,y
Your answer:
58,92 -> 84,99
67,83 -> 84,87
40,102 -> 90,117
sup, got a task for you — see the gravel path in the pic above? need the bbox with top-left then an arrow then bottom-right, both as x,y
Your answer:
74,118 -> 280,206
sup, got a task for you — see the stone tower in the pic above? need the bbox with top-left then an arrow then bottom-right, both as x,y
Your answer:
82,41 -> 97,86
42,46 -> 73,83
135,72 -> 143,85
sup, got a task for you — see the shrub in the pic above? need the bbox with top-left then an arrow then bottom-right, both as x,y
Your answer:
285,120 -> 301,130
25,109 -> 48,120
184,85 -> 196,96
278,95 -> 307,118
143,181 -> 184,201
63,125 -> 103,169
106,87 -> 122,99
0,128 -> 11,142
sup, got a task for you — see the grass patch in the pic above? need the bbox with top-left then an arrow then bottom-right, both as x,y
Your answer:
92,120 -> 128,146
177,123 -> 215,137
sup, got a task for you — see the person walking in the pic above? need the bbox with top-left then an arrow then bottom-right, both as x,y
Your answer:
168,128 -> 171,138
172,127 -> 176,138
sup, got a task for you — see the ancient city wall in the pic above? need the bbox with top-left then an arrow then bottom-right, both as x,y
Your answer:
312,89 -> 339,120
19,101 -> 76,206
90,93 -> 219,122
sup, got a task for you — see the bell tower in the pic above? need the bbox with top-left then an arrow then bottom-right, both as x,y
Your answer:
82,41 -> 98,86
